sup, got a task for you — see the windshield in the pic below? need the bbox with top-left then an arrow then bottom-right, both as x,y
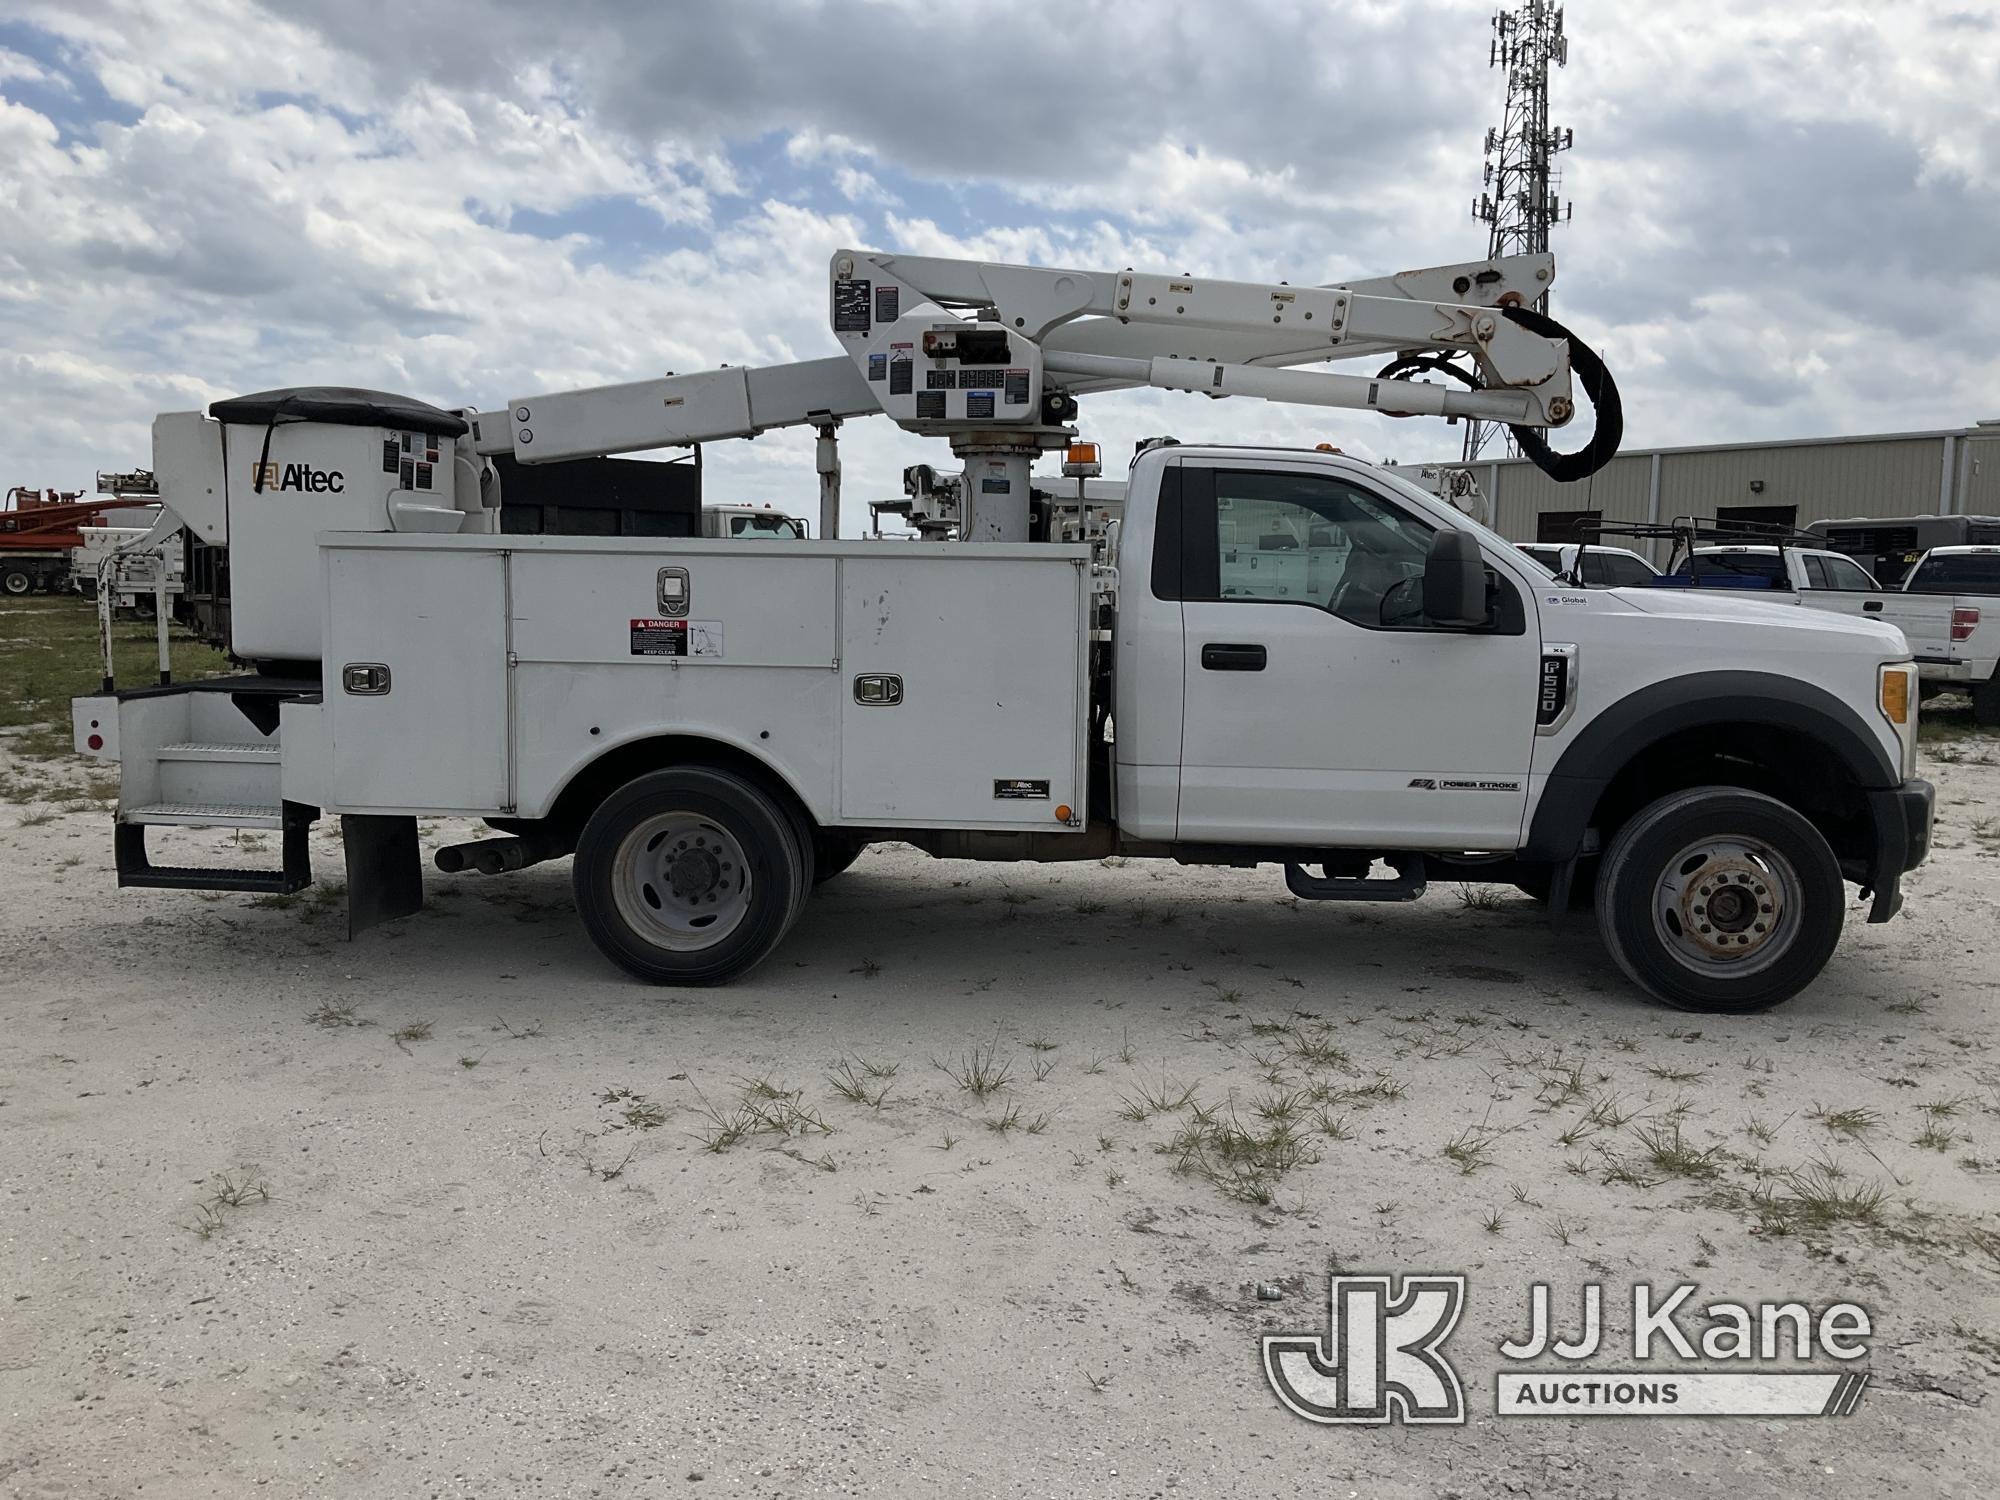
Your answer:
1372,467 -> 1522,555
729,514 -> 803,539
1689,551 -> 1787,585
1906,553 -> 2000,595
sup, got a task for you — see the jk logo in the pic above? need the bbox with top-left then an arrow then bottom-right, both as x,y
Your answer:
1262,1274 -> 1466,1425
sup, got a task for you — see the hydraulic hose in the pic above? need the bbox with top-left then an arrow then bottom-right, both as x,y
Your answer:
1499,304 -> 1623,484
1373,304 -> 1623,483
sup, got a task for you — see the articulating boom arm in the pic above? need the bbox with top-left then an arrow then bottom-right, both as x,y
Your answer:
473,247 -> 1618,486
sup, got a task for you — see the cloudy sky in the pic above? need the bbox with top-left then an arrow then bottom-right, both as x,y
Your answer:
2,0 -> 1995,524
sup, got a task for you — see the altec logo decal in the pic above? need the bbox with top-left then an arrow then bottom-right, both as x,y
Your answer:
252,462 -> 345,493
1264,1277 -> 1873,1424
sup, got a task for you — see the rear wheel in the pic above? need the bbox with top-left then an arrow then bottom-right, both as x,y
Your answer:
1,567 -> 31,596
1594,787 -> 1844,1013
573,767 -> 805,985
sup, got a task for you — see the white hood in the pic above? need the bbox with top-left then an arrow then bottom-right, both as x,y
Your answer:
1613,587 -> 1909,653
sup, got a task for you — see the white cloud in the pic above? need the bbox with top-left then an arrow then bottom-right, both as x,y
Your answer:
0,0 -> 1995,528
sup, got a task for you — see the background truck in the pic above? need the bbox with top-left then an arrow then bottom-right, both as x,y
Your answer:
1515,541 -> 1661,587
70,247 -> 1930,1013
1590,517 -> 1995,718
1684,542 -> 1994,719
1897,545 -> 2000,720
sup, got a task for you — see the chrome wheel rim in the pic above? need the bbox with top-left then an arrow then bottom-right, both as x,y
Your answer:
611,812 -> 752,951
1650,836 -> 1799,977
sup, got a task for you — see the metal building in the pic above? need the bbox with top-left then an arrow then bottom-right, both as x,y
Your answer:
1425,419 -> 2000,560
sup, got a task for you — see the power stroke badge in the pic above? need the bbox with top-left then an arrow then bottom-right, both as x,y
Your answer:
1264,1275 -> 1871,1424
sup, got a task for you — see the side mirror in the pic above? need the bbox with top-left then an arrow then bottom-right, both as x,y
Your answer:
1424,529 -> 1491,628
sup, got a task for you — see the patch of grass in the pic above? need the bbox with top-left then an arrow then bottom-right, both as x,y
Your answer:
187,1169 -> 271,1240
1117,1074 -> 1200,1122
1630,1122 -> 1726,1181
1163,1106 -> 1321,1205
0,598 -> 231,758
391,1021 -> 433,1048
1809,1103 -> 1882,1141
1748,1158 -> 1886,1235
828,1057 -> 892,1109
1456,884 -> 1506,911
306,1001 -> 366,1029
1643,1065 -> 1706,1084
1442,1127 -> 1497,1175
934,1041 -> 1013,1100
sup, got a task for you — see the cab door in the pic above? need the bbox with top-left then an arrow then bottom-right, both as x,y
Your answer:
1168,459 -> 1540,849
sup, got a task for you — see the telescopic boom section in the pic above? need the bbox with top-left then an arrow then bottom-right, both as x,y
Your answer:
473,248 -> 1612,507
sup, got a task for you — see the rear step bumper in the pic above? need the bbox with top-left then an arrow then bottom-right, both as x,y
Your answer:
114,801 -> 316,894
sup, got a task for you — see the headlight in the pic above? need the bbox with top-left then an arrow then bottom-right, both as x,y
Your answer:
1878,662 -> 1918,778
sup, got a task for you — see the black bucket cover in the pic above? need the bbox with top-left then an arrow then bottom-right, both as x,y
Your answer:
210,386 -> 469,437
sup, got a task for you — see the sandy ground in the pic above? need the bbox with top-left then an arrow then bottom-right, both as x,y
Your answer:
1,738 -> 1997,1499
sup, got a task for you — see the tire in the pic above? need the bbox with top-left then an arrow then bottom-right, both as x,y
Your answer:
0,568 -> 30,596
1594,787 -> 1844,1013
812,835 -> 868,885
572,766 -> 806,985
1973,673 -> 2000,728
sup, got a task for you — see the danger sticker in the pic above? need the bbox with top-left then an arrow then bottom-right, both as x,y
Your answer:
630,619 -> 724,658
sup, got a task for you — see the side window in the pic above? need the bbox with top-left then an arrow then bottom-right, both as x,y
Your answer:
1602,553 -> 1656,587
1577,551 -> 1610,586
1822,555 -> 1879,591
1803,554 -> 1831,589
1208,470 -> 1437,627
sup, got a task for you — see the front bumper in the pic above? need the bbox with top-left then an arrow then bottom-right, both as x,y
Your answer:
1862,778 -> 1935,922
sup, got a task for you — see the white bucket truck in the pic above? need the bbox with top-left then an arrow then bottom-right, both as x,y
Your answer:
71,248 -> 1931,1012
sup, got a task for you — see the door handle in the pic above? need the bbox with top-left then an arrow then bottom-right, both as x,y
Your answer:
1862,600 -> 1884,613
1201,643 -> 1267,671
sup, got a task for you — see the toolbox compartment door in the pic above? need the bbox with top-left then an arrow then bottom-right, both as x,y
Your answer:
324,545 -> 510,813
838,552 -> 1088,828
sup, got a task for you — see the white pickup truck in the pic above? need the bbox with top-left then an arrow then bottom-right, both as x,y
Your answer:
1899,545 -> 2000,721
73,418 -> 1933,1015
1680,544 -> 1995,716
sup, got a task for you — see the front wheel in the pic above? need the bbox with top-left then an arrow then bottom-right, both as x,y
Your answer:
573,767 -> 806,985
1594,787 -> 1844,1013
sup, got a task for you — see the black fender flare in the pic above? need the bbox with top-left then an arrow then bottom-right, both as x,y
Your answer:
1522,670 -> 1898,863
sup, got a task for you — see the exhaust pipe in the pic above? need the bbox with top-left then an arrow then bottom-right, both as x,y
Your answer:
472,839 -> 528,876
434,831 -> 569,876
